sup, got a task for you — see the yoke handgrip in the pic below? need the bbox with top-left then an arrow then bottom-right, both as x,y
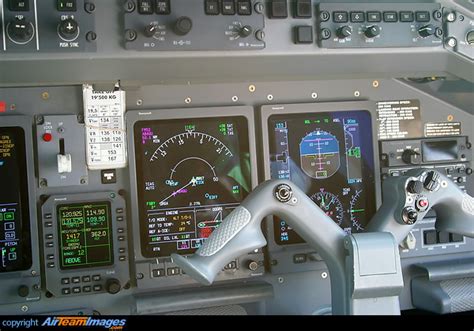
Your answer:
367,169 -> 474,243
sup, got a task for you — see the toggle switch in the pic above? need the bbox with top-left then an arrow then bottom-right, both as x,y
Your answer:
57,154 -> 72,173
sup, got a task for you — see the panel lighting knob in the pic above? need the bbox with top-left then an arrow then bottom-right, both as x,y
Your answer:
336,26 -> 352,39
58,18 -> 79,40
18,285 -> 29,298
144,23 -> 159,38
467,31 -> 474,45
7,17 -> 34,44
418,24 -> 436,38
174,16 -> 193,36
401,149 -> 420,165
239,25 -> 253,38
105,278 -> 121,295
364,25 -> 380,38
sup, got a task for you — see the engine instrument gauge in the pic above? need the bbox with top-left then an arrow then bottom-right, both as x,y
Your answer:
310,191 -> 344,225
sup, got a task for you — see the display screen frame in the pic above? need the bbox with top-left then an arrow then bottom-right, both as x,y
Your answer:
126,107 -> 258,261
260,102 -> 382,249
0,126 -> 33,273
57,201 -> 114,270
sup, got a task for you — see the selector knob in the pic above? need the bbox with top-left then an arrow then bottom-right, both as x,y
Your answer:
407,180 -> 424,195
418,24 -> 436,38
401,149 -> 420,165
144,23 -> 159,37
105,278 -> 121,295
7,17 -> 34,44
174,16 -> 193,36
18,285 -> 29,298
336,26 -> 352,39
239,25 -> 253,38
467,31 -> 474,45
58,18 -> 79,40
364,25 -> 380,38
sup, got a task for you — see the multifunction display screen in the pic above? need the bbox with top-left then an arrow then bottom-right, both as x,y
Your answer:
134,116 -> 251,257
0,127 -> 32,272
268,111 -> 376,245
57,202 -> 113,269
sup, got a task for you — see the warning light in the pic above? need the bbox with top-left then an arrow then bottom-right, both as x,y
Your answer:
0,101 -> 6,113
42,133 -> 53,142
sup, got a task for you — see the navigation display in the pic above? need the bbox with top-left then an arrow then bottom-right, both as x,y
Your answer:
134,116 -> 251,257
57,202 -> 113,270
0,127 -> 32,272
268,111 -> 376,245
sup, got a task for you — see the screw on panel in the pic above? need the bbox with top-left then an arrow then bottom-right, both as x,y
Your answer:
184,97 -> 192,104
124,1 -> 136,13
136,99 -> 143,106
459,15 -> 464,21
86,31 -> 97,42
255,30 -> 265,41
447,115 -> 454,121
372,80 -> 379,88
41,92 -> 50,100
36,115 -> 44,125
311,92 -> 318,99
57,127 -> 65,134
267,94 -> 274,101
321,272 -> 328,279
10,104 -> 16,111
31,270 -> 37,276
39,179 -> 48,188
232,96 -> 239,102
84,2 -> 96,13
77,114 -> 84,123
33,284 -> 39,290
125,29 -> 138,42
21,305 -> 28,312
80,178 -> 87,185
446,12 -> 456,22
248,85 -> 256,93
254,2 -> 264,14
446,37 -> 457,48
278,277 -> 284,284
354,91 -> 360,97
136,273 -> 144,280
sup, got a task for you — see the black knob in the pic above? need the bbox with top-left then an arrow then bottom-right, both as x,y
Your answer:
402,207 -> 418,225
424,171 -> 440,191
144,23 -> 158,37
105,278 -> 121,295
58,18 -> 79,40
239,25 -> 253,38
401,149 -> 420,165
336,26 -> 352,39
467,31 -> 474,45
174,16 -> 193,36
18,285 -> 29,298
407,180 -> 424,194
365,25 -> 380,38
7,17 -> 34,43
418,24 -> 436,38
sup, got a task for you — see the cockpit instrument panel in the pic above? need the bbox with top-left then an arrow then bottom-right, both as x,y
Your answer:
262,103 -> 377,245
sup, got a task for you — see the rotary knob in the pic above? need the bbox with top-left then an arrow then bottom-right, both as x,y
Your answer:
364,25 -> 380,38
401,149 -> 420,165
239,25 -> 253,38
17,285 -> 29,298
467,31 -> 474,45
58,18 -> 79,41
174,16 -> 193,36
144,23 -> 159,37
336,26 -> 352,39
418,24 -> 436,38
407,180 -> 424,195
7,17 -> 34,44
105,278 -> 121,295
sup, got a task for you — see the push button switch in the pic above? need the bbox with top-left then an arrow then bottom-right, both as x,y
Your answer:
295,0 -> 312,18
222,0 -> 235,15
383,12 -> 398,22
155,0 -> 170,14
294,26 -> 313,44
237,1 -> 251,15
57,0 -> 76,12
138,0 -> 154,14
205,0 -> 219,15
423,230 -> 437,245
367,12 -> 381,22
415,11 -> 430,22
270,0 -> 288,18
333,11 -> 348,23
9,0 -> 29,11
399,11 -> 414,22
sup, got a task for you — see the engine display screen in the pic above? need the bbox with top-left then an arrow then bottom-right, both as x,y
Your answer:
134,116 -> 251,258
57,202 -> 113,270
268,111 -> 376,245
0,127 -> 32,272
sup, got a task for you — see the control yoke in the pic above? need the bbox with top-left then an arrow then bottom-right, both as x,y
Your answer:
172,169 -> 473,314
